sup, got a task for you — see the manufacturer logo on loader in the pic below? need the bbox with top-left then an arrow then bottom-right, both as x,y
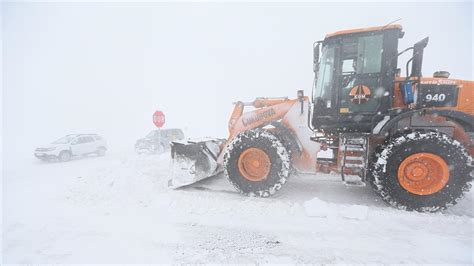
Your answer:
349,85 -> 371,104
242,108 -> 276,126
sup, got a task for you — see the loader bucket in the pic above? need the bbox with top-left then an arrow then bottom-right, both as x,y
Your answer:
168,139 -> 225,188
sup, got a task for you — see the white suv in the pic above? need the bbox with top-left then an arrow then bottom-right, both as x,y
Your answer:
34,134 -> 107,162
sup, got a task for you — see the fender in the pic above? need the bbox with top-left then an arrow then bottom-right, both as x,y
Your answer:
378,109 -> 474,136
271,122 -> 303,155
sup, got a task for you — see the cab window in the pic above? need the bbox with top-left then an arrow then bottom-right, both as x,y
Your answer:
356,35 -> 383,74
313,45 -> 336,105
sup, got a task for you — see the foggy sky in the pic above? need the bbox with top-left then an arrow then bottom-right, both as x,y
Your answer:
2,2 -> 472,158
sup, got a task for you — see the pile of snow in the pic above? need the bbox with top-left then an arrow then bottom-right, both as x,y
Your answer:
304,197 -> 368,220
3,150 -> 473,263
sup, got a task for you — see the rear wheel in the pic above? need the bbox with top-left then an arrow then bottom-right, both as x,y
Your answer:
369,131 -> 472,212
223,129 -> 291,197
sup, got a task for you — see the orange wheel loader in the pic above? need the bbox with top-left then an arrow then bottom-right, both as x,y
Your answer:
169,24 -> 473,212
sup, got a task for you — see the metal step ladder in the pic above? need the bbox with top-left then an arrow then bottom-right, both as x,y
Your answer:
340,134 -> 369,186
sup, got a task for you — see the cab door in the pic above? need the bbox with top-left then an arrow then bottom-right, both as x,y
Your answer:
337,35 -> 384,116
312,33 -> 395,133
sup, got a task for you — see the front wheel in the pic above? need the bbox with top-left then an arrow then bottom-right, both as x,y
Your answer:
369,131 -> 472,212
223,129 -> 291,197
152,143 -> 166,154
59,150 -> 72,162
97,147 -> 106,156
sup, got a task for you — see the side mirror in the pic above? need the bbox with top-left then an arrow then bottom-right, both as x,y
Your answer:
410,37 -> 429,77
297,90 -> 304,102
313,42 -> 320,73
71,140 -> 78,145
297,90 -> 305,114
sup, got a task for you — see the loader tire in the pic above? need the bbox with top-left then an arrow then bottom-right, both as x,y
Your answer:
223,129 -> 291,197
368,131 -> 472,212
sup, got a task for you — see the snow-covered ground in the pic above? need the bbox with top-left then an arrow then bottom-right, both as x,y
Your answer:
2,150 -> 473,263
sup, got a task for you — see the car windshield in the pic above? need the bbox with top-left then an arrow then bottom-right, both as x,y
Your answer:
52,135 -> 76,144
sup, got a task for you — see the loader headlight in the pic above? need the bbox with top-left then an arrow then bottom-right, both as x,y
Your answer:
297,90 -> 304,101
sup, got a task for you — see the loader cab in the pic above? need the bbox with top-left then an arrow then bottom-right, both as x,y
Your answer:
311,25 -> 404,133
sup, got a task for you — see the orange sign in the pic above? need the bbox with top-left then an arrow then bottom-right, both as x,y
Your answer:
349,85 -> 371,104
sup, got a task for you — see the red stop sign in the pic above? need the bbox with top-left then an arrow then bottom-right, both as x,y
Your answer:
153,110 -> 165,128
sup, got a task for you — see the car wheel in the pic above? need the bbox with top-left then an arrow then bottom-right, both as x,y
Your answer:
59,151 -> 72,162
153,144 -> 166,154
97,147 -> 106,156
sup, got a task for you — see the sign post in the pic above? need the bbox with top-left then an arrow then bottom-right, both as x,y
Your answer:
153,111 -> 165,153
